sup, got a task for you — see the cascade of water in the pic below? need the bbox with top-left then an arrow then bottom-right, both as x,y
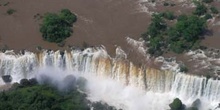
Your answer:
0,51 -> 38,82
0,47 -> 220,108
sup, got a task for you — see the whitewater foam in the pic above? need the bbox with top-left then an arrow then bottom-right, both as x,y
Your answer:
0,47 -> 220,110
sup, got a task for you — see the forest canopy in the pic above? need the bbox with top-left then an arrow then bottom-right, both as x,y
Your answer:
0,77 -> 116,110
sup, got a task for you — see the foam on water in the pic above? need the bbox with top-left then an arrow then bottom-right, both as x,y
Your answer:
0,47 -> 220,110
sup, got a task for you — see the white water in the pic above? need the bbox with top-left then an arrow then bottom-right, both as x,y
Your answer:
0,47 -> 220,110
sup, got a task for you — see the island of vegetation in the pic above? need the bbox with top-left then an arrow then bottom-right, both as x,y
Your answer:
40,9 -> 77,43
142,1 -> 219,57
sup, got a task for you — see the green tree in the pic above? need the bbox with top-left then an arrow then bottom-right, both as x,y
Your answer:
7,9 -> 16,15
204,13 -> 212,20
169,98 -> 184,110
175,15 -> 206,42
40,9 -> 77,43
210,6 -> 219,14
142,14 -> 167,56
167,27 -> 180,42
0,78 -> 116,110
142,11 -> 207,56
59,9 -> 77,24
144,14 -> 166,39
170,41 -> 185,53
193,3 -> 207,16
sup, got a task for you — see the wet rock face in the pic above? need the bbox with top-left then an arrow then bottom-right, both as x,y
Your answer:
2,75 -> 12,83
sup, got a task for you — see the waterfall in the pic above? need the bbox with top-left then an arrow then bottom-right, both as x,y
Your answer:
0,47 -> 220,109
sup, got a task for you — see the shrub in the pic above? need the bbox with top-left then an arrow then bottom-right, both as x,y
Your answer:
7,9 -> 16,15
40,9 -> 77,43
20,79 -> 30,86
170,41 -> 185,54
204,13 -> 212,20
169,98 -> 184,110
179,64 -> 188,72
59,9 -> 77,24
163,2 -> 169,6
142,13 -> 166,40
210,6 -> 219,14
193,3 -> 207,16
202,0 -> 213,3
29,78 -> 38,85
160,11 -> 175,20
170,3 -> 176,7
177,14 -> 188,21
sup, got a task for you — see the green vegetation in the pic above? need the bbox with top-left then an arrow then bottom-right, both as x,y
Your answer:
179,64 -> 188,73
0,78 -> 116,110
169,15 -> 206,53
40,9 -> 77,43
210,6 -> 219,14
169,98 -> 201,110
172,15 -> 205,43
202,0 -> 213,3
193,3 -> 207,16
142,0 -> 211,57
7,9 -> 16,15
163,2 -> 169,6
169,98 -> 184,110
142,12 -> 206,56
142,14 -> 166,56
204,13 -> 212,20
160,11 -> 175,20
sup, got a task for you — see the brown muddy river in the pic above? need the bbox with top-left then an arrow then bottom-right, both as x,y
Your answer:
0,0 -> 149,55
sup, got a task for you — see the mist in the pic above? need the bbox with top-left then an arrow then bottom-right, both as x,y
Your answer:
33,67 -> 173,110
25,67 -> 220,110
84,74 -> 174,110
34,67 -> 86,92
